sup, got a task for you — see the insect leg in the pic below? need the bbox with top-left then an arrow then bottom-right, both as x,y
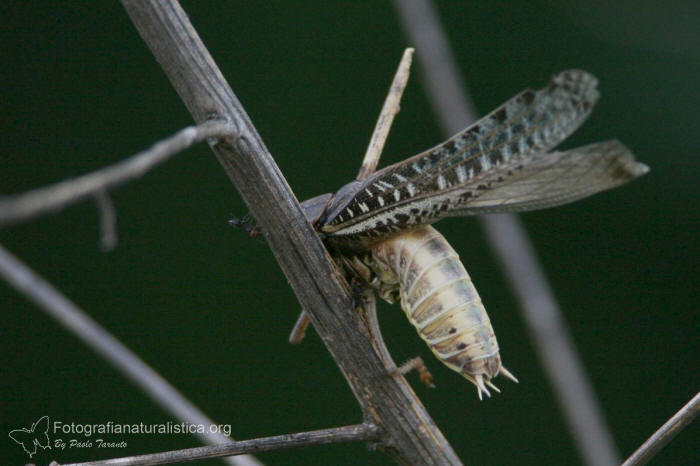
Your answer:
395,357 -> 436,388
288,268 -> 373,344
228,214 -> 262,239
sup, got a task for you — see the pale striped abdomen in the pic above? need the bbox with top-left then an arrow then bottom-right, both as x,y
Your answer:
367,225 -> 516,398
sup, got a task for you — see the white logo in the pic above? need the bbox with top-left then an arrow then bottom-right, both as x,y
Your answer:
8,415 -> 52,458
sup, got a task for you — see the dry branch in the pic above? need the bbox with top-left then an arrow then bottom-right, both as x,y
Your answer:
94,190 -> 118,251
0,121 -> 233,227
53,424 -> 379,466
621,391 -> 700,466
120,0 -> 462,464
357,47 -> 414,180
0,243 -> 262,466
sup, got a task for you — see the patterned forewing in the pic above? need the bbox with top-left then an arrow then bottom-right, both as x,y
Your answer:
322,70 -> 600,238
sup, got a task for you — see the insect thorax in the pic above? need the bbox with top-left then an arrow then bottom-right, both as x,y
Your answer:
332,246 -> 401,304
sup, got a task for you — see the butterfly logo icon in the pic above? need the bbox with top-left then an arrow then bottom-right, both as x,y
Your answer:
8,415 -> 52,458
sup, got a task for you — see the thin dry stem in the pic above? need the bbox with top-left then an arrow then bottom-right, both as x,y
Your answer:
621,391 -> 700,466
0,121 -> 233,227
288,311 -> 312,344
0,244 -> 261,466
289,47 -> 414,347
94,190 -> 118,251
54,424 -> 379,466
357,47 -> 414,181
359,290 -> 396,370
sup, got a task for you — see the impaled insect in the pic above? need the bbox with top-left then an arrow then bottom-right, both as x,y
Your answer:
299,70 -> 648,399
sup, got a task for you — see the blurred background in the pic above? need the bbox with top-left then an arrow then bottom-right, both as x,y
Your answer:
1,1 -> 697,465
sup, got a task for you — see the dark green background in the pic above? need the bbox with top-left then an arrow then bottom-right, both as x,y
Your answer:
1,1 -> 697,465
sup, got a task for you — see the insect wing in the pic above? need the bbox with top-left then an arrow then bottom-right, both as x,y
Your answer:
321,70 -> 603,237
443,140 -> 648,215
